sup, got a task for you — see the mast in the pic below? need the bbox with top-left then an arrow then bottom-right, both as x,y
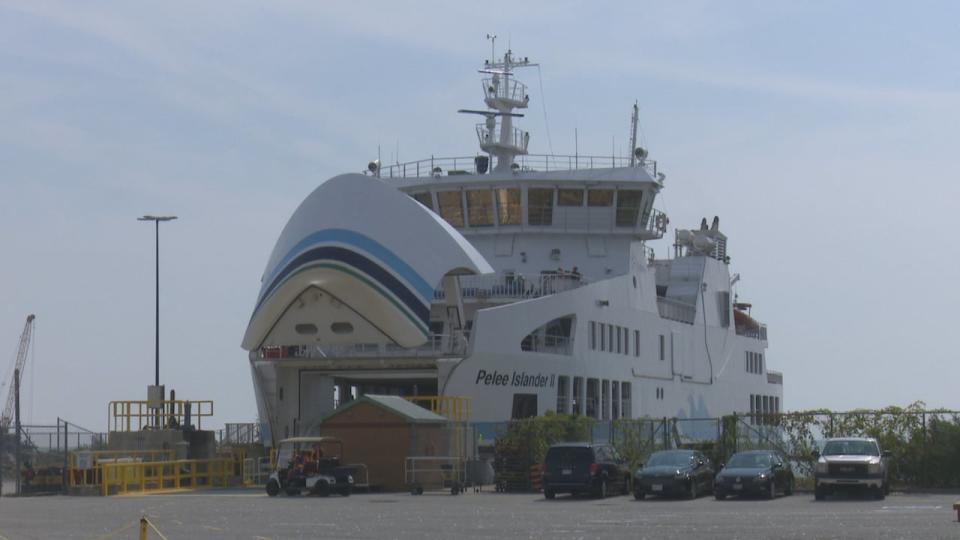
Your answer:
629,102 -> 639,167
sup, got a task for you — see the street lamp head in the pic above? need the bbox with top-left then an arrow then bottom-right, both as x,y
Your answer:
138,215 -> 178,222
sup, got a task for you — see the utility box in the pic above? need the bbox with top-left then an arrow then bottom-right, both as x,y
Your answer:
147,385 -> 165,409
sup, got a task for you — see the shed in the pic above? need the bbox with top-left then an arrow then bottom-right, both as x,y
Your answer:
319,395 -> 452,491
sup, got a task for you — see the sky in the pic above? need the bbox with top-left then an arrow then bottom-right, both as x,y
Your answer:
1,1 -> 959,432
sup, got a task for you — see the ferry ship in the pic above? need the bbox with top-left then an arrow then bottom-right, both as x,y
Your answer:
241,48 -> 783,442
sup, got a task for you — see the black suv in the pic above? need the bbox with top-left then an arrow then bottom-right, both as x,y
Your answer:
541,443 -> 631,499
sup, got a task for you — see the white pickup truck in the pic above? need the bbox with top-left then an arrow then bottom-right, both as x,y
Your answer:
812,437 -> 890,500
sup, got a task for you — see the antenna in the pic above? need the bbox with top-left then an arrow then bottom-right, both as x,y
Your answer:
486,33 -> 497,64
629,101 -> 639,167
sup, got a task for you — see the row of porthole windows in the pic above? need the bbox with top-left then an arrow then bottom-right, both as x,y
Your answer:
409,186 -> 647,229
749,394 -> 780,425
746,351 -> 764,374
588,321 -> 668,362
555,376 -> 632,420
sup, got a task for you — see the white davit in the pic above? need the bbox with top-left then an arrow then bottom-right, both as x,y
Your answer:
242,47 -> 782,444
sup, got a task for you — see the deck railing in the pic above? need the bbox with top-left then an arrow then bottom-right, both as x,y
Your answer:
434,272 -> 588,302
374,153 -> 659,179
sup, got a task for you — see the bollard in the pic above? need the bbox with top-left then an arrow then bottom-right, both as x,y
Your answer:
954,501 -> 960,522
139,517 -> 148,540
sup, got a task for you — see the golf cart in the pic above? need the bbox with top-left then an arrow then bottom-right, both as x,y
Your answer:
266,436 -> 354,497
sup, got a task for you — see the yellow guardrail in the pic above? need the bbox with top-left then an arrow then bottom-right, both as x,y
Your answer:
109,400 -> 214,431
403,396 -> 471,422
69,450 -> 176,489
99,458 -> 234,496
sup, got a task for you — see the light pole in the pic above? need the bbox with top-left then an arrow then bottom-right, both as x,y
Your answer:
138,215 -> 177,387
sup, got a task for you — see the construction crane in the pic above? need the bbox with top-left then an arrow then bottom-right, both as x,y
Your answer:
1,314 -> 35,432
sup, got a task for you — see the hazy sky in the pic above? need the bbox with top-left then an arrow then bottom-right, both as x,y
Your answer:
2,1 -> 959,431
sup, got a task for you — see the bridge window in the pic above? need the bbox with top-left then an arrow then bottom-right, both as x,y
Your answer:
331,322 -> 354,334
411,192 -> 433,210
466,189 -> 494,227
587,189 -> 613,207
528,188 -> 554,225
615,190 -> 643,226
558,188 -> 584,207
437,191 -> 464,227
496,188 -> 521,225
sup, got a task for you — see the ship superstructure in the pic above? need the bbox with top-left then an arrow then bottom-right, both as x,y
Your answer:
241,48 -> 782,443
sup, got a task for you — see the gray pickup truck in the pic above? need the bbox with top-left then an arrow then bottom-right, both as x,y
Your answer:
812,437 -> 890,500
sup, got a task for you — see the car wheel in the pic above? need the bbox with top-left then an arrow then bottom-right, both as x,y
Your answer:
596,479 -> 608,499
688,480 -> 698,499
339,484 -> 352,497
633,489 -> 645,501
814,485 -> 825,501
314,481 -> 330,497
766,480 -> 776,500
785,477 -> 794,496
265,479 -> 280,497
714,489 -> 725,501
874,486 -> 886,500
544,489 -> 555,499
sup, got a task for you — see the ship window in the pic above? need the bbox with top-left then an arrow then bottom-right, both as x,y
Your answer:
586,378 -> 599,418
611,381 -> 620,419
634,330 -> 640,357
466,189 -> 494,227
437,191 -> 465,227
511,394 -> 538,419
528,188 -> 554,225
295,323 -> 318,335
496,188 -> 521,225
599,323 -> 606,351
623,328 -> 630,356
608,325 -> 614,353
411,192 -> 433,210
621,382 -> 631,418
601,380 -> 610,420
589,321 -> 596,350
587,189 -> 613,207
572,377 -> 583,415
331,322 -> 354,334
558,188 -> 584,206
759,353 -> 764,373
615,190 -> 642,226
556,376 -> 569,413
615,327 -> 622,354
659,334 -> 665,361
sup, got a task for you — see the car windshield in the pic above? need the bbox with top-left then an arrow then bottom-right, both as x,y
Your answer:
727,453 -> 772,468
545,447 -> 593,465
822,440 -> 879,456
646,452 -> 693,467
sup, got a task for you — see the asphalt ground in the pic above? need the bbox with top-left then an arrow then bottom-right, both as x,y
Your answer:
0,488 -> 958,540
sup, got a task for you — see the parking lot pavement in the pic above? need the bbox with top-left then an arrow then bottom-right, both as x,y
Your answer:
0,489 -> 958,539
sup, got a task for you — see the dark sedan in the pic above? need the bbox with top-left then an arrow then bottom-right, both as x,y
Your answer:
633,449 -> 714,499
714,450 -> 795,500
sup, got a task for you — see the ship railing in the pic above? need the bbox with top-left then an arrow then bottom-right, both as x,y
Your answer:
525,204 -> 665,236
767,370 -> 783,385
373,154 -> 658,179
656,296 -> 697,324
521,334 -> 573,355
481,77 -> 528,104
476,123 -> 529,152
736,324 -> 768,341
433,272 -> 588,302
257,334 -> 468,360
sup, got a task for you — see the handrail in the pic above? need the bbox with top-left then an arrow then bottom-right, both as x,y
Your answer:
373,153 -> 659,179
108,400 -> 214,432
98,458 -> 234,496
403,395 -> 471,422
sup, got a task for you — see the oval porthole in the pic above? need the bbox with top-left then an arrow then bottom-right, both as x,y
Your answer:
331,322 -> 354,335
295,323 -> 318,335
